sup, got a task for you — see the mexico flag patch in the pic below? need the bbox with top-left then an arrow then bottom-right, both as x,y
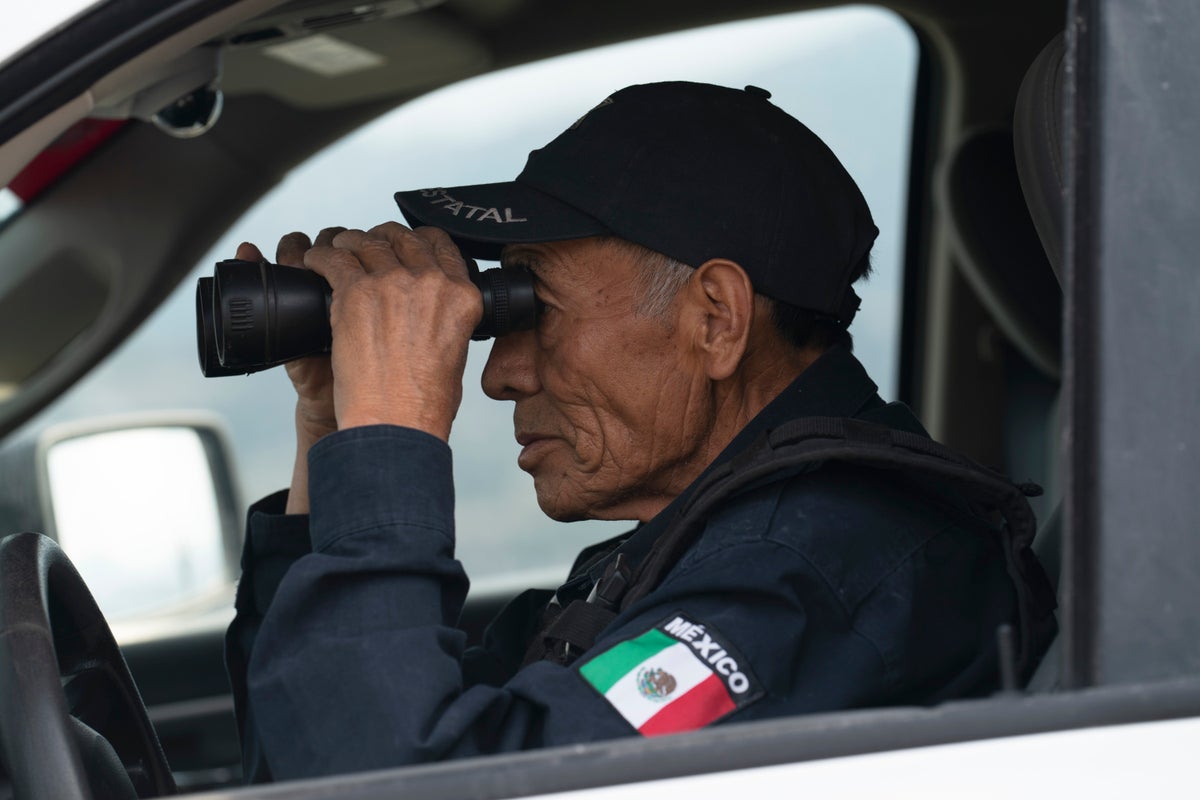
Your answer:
578,613 -> 762,736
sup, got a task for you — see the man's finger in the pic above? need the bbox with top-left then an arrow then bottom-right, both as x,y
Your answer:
365,222 -> 448,277
367,222 -> 430,261
329,229 -> 403,275
414,226 -> 470,281
365,221 -> 414,241
313,226 -> 347,248
276,232 -> 313,267
303,244 -> 370,288
235,242 -> 266,262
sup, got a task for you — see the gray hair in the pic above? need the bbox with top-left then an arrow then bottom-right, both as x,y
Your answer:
597,236 -> 693,320
601,235 -> 868,353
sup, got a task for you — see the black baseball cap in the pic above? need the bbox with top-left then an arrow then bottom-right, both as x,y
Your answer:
395,81 -> 877,326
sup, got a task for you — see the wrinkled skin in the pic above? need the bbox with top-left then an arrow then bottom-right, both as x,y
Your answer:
482,238 -> 802,523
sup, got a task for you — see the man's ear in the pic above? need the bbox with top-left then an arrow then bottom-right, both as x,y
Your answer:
684,259 -> 755,381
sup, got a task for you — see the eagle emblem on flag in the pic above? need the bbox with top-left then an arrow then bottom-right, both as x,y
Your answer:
636,667 -> 678,702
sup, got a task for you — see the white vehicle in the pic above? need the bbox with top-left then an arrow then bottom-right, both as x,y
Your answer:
0,0 -> 1195,797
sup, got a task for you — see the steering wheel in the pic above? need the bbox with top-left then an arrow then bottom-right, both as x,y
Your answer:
0,532 -> 176,799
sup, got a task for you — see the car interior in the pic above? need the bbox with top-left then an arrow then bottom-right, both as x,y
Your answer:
0,0 -> 1095,795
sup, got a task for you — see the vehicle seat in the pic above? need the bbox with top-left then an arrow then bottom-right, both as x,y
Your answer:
1012,31 -> 1068,693
1014,32 -> 1067,282
940,126 -> 1063,379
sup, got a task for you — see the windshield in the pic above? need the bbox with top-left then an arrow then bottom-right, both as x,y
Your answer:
13,4 -> 918,607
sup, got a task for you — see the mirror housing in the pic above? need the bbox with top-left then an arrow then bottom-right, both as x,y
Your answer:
24,413 -> 242,621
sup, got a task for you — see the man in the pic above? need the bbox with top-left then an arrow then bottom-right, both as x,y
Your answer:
226,81 -> 1053,781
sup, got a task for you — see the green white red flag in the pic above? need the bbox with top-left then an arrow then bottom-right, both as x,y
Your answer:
579,613 -> 761,736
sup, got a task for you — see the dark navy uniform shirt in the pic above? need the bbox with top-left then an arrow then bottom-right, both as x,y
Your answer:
226,346 -> 1040,781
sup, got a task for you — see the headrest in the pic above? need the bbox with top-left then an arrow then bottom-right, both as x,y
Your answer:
942,127 -> 1063,379
1014,33 -> 1066,283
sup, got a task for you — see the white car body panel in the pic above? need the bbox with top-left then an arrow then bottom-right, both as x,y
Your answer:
530,717 -> 1200,800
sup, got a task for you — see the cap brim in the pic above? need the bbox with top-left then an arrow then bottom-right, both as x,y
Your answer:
394,180 -> 610,261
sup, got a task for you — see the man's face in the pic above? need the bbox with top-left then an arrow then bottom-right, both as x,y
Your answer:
481,238 -> 713,523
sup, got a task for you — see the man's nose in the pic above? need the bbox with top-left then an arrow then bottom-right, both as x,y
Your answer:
482,329 -> 540,401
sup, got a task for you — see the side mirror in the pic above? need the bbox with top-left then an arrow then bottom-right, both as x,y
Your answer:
33,413 -> 242,621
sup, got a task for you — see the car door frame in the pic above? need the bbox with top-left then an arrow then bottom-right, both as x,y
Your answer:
201,0 -> 1200,794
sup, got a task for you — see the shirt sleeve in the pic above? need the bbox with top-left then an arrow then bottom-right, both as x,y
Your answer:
224,490 -> 312,783
242,424 -> 573,779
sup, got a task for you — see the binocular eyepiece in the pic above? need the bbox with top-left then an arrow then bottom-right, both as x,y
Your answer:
196,259 -> 537,377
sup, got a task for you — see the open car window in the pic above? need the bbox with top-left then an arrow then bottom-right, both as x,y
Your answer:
4,0 -> 1200,797
11,4 -> 917,618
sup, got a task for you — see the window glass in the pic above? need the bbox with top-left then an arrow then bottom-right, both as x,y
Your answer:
48,426 -> 226,619
28,5 -> 917,592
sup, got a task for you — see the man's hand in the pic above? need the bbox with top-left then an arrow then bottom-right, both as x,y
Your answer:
239,223 -> 479,514
301,223 -> 483,441
236,228 -> 344,514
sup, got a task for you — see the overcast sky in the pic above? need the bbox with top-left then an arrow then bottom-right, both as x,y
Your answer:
30,5 -> 917,586
1,3 -> 108,68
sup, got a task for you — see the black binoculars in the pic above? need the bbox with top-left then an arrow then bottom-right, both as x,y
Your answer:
196,259 -> 538,377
